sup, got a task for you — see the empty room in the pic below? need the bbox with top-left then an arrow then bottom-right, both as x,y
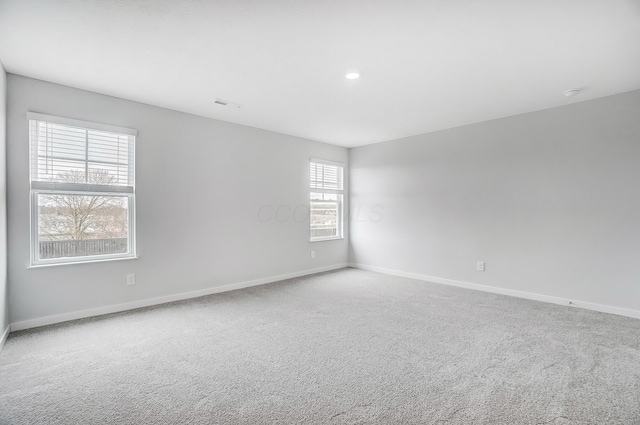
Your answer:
1,1 -> 640,424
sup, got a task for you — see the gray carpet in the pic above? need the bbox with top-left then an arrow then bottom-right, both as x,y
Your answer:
1,268 -> 639,424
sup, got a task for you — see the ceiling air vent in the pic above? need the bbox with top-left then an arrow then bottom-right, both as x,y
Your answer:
214,98 -> 243,109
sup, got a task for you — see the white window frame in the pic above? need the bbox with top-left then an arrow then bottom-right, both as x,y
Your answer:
309,158 -> 344,242
28,112 -> 137,267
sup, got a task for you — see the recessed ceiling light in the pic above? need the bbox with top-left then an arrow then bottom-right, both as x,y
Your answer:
345,72 -> 360,80
564,89 -> 581,97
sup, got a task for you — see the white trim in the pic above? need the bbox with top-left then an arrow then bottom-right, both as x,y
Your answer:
310,236 -> 344,242
0,325 -> 10,352
28,255 -> 139,269
27,112 -> 138,136
349,263 -> 640,320
31,182 -> 134,194
10,264 -> 349,331
311,188 -> 343,195
310,158 -> 344,167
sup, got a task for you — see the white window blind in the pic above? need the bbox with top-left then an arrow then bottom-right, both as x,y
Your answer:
310,161 -> 343,192
29,113 -> 135,194
310,160 -> 344,241
28,112 -> 137,266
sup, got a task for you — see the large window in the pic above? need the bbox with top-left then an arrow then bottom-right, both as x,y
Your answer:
310,159 -> 344,241
28,112 -> 136,266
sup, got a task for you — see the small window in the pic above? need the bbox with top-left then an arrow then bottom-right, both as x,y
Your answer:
28,112 -> 137,266
310,159 -> 344,241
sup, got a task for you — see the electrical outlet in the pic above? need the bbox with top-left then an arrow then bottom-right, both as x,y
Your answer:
127,274 -> 136,285
477,262 -> 485,272
311,250 -> 315,259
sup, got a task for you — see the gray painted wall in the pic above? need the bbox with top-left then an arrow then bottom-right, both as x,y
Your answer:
350,90 -> 640,312
0,64 -> 7,335
7,75 -> 348,324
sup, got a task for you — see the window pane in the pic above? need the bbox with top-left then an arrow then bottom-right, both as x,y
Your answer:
37,194 -> 129,260
310,193 -> 341,239
87,163 -> 130,185
34,122 -> 87,182
310,162 -> 343,190
87,131 -> 130,185
37,157 -> 86,181
32,121 -> 133,187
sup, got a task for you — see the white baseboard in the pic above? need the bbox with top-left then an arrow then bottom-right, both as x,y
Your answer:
349,263 -> 640,320
0,324 -> 10,352
11,263 -> 348,332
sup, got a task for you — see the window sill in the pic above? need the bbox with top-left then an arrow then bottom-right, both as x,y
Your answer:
29,255 -> 139,269
309,237 -> 344,243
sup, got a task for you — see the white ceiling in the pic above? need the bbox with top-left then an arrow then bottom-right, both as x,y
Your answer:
1,0 -> 639,148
